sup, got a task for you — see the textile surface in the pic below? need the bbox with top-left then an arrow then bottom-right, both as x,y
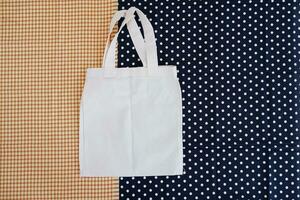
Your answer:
119,1 -> 300,199
0,1 -> 118,199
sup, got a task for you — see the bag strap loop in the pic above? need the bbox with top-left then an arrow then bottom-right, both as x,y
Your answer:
102,9 -> 146,68
102,7 -> 159,76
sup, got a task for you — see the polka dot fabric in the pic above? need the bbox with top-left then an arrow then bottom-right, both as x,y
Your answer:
118,1 -> 300,199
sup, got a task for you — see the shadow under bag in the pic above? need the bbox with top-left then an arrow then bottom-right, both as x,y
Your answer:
79,7 -> 183,177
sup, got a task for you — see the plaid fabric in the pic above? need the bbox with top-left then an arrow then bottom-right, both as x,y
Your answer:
0,1 -> 118,199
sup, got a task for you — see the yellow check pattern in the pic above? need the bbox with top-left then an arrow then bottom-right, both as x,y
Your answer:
0,1 -> 118,199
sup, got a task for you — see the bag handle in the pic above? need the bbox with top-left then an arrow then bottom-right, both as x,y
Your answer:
102,7 -> 159,76
102,9 -> 146,67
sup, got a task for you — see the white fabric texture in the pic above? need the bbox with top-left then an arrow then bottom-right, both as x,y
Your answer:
79,7 -> 183,177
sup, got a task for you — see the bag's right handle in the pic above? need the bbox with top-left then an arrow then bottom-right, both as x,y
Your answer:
126,7 -> 159,73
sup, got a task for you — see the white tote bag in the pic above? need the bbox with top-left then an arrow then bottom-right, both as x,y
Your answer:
79,7 -> 183,177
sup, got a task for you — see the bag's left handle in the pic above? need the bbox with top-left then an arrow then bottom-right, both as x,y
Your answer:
102,9 -> 147,69
102,7 -> 159,77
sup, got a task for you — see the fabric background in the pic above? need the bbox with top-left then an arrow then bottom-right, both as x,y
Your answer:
0,1 -> 118,199
118,1 -> 300,199
2,1 -> 300,199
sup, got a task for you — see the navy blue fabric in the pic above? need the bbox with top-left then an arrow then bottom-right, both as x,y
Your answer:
118,1 -> 300,199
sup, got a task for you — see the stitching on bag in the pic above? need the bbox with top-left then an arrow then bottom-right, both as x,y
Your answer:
80,94 -> 86,175
175,78 -> 185,175
129,76 -> 135,174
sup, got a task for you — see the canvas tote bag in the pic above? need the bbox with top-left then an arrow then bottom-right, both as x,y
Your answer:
79,7 -> 183,177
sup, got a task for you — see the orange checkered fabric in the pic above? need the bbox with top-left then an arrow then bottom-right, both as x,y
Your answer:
0,1 -> 118,199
